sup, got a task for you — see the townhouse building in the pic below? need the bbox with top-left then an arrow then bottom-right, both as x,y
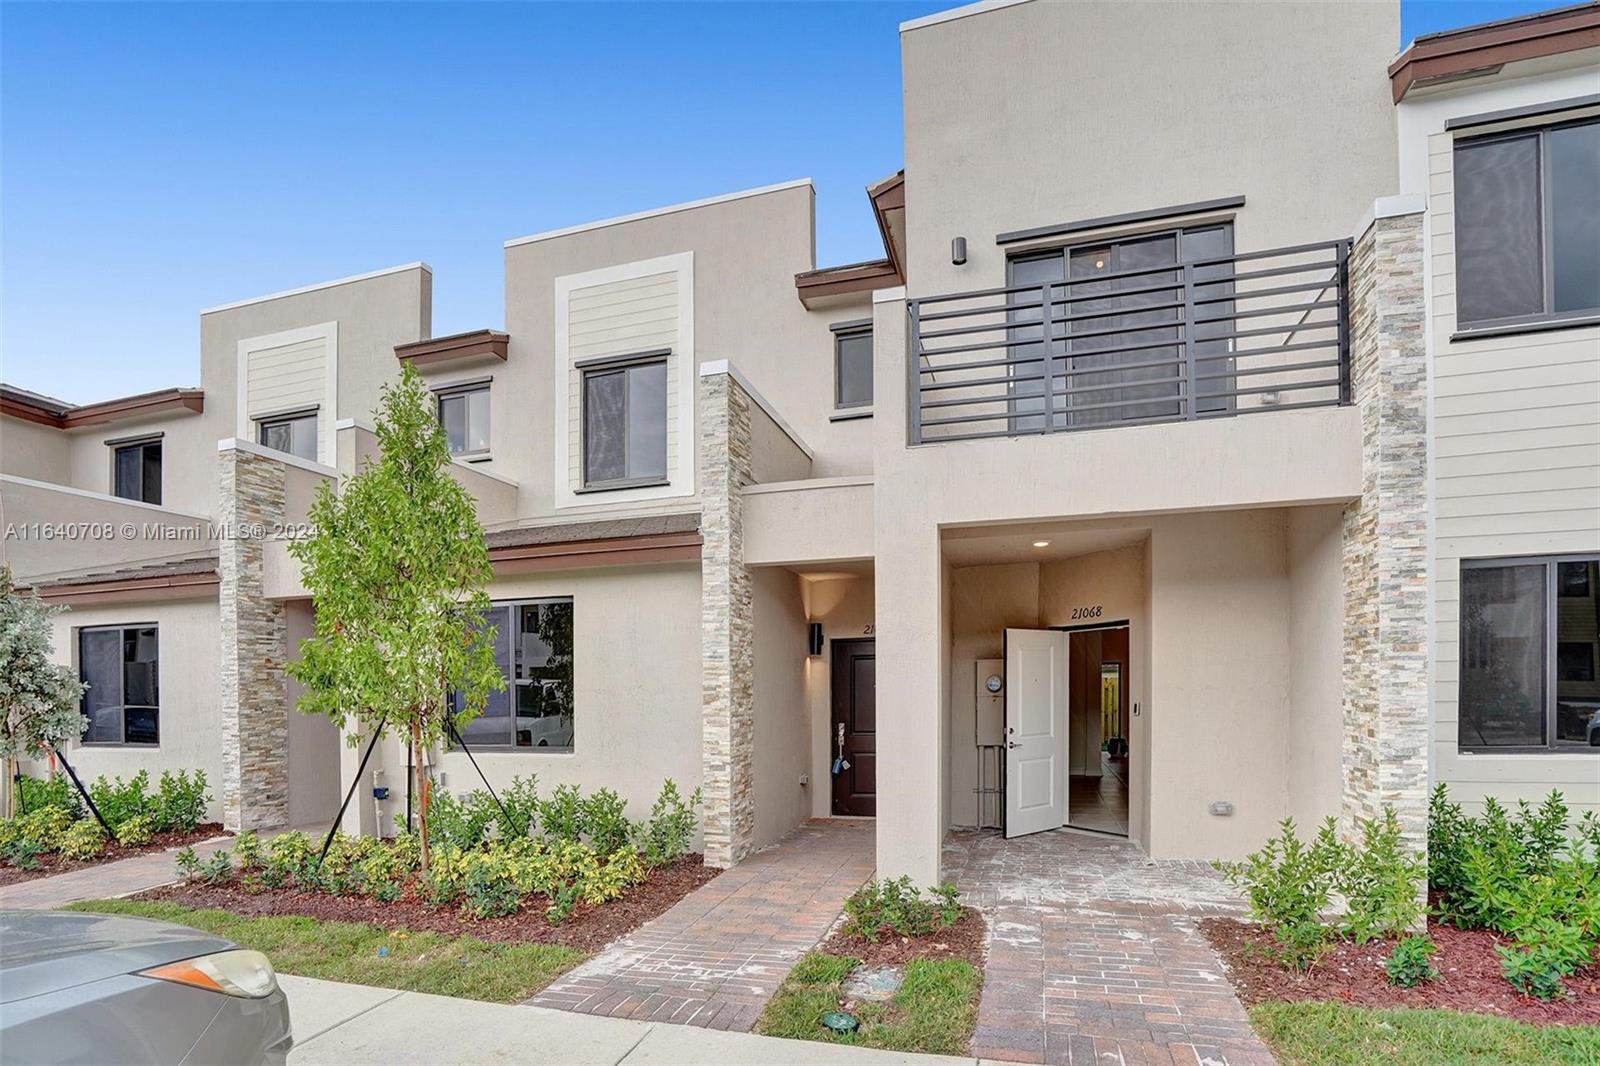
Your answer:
2,0 -> 1594,885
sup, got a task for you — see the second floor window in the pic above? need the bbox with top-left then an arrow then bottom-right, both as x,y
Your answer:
438,383 -> 490,457
80,624 -> 159,746
111,438 -> 161,505
1454,118 -> 1600,329
1460,555 -> 1600,753
258,410 -> 318,461
582,356 -> 667,488
833,323 -> 873,409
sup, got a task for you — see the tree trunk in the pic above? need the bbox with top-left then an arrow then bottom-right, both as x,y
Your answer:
413,721 -> 429,872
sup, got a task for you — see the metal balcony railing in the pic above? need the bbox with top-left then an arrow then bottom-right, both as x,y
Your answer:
907,239 -> 1351,444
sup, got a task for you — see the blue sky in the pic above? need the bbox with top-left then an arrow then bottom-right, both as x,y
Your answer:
0,1 -> 1556,403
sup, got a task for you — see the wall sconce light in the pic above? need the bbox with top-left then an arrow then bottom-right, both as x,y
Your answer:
951,236 -> 967,265
808,622 -> 825,656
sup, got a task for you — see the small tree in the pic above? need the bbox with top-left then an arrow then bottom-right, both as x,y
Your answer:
0,566 -> 87,817
288,365 -> 503,870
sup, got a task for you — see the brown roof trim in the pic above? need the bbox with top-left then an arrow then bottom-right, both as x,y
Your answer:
490,530 -> 701,574
868,170 -> 906,277
1,385 -> 204,430
25,556 -> 220,605
396,329 -> 510,368
1390,2 -> 1600,103
794,258 -> 900,306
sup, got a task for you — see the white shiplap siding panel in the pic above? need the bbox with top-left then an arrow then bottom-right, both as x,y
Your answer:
1436,383 -> 1600,417
1435,445 -> 1600,479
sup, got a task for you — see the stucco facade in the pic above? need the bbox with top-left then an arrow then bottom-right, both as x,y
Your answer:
4,0 -> 1590,881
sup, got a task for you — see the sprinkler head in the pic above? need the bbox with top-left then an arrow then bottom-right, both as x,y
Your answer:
821,1011 -> 859,1034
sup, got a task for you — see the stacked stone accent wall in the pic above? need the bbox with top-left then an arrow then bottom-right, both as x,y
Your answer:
699,372 -> 755,868
218,447 -> 291,831
1341,210 -> 1429,854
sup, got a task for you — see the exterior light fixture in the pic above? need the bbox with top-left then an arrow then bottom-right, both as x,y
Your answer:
808,622 -> 824,656
951,236 -> 967,265
1033,540 -> 1050,548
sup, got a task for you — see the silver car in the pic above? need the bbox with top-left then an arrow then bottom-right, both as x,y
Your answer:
0,910 -> 291,1065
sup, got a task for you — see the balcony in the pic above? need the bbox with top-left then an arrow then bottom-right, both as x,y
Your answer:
907,240 -> 1351,444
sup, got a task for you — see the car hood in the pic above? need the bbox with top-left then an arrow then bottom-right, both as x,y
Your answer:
0,911 -> 236,1003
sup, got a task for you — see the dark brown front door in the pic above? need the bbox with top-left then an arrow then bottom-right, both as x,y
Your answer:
830,638 -> 876,816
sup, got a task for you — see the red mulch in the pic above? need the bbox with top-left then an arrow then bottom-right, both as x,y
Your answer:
1201,917 -> 1600,1027
0,825 -> 228,888
820,906 -> 988,970
132,855 -> 719,953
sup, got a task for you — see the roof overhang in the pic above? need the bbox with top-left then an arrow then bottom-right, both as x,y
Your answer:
484,512 -> 702,574
1389,1 -> 1600,103
794,170 -> 906,309
1,386 -> 205,430
395,329 -> 510,368
23,556 -> 220,605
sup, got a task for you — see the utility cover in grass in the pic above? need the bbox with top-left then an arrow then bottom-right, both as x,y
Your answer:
841,965 -> 903,1002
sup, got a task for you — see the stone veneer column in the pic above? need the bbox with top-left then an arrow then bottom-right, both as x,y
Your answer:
218,446 -> 292,831
699,369 -> 756,868
1341,207 -> 1429,855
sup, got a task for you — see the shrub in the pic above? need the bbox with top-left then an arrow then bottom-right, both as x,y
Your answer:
3,837 -> 44,870
495,775 -> 540,841
635,780 -> 701,868
537,784 -> 584,844
841,876 -> 964,943
59,819 -> 105,861
583,789 -> 633,855
88,771 -> 151,830
426,788 -> 498,850
17,805 -> 74,850
232,829 -> 263,871
1216,817 -> 1344,971
174,846 -> 202,880
1384,934 -> 1438,987
154,770 -> 209,832
262,831 -> 315,889
545,881 -> 582,925
1337,808 -> 1426,943
114,815 -> 156,848
197,849 -> 232,885
15,774 -> 79,817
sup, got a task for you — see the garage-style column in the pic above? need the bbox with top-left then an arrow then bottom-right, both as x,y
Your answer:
699,366 -> 756,868
217,441 -> 292,832
1341,199 -> 1429,858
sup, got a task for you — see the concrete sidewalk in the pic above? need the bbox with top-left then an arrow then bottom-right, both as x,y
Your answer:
282,975 -> 980,1065
0,833 -> 233,910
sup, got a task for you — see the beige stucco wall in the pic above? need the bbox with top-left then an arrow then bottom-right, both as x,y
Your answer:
499,183 -> 874,527
0,476 -> 214,583
751,567 -> 811,847
1287,504 -> 1347,829
1400,78 -> 1600,818
284,598 -> 340,828
0,416 -> 72,484
743,477 -> 874,567
900,0 -> 1397,304
25,595 -> 225,823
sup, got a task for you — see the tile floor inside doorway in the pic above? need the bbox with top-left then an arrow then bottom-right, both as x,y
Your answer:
1068,752 -> 1130,837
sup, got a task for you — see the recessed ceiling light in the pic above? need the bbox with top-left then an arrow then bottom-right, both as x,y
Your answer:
1033,540 -> 1050,548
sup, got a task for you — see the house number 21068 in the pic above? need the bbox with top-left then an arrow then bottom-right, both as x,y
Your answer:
1070,605 -> 1103,620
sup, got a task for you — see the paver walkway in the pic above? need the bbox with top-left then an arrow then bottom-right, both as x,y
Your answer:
0,832 -> 233,910
945,829 -> 1274,1066
529,818 -> 875,1032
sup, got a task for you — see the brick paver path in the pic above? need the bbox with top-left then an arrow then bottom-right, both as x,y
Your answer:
529,818 -> 875,1031
945,829 -> 1275,1066
0,833 -> 233,910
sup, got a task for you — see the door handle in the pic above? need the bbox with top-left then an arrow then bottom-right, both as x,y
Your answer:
1007,741 -> 1020,749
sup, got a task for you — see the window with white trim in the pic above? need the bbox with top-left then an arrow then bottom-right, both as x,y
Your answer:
582,356 -> 668,489
80,625 -> 159,746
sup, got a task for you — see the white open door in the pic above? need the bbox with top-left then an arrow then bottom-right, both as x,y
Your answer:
1004,628 -> 1069,838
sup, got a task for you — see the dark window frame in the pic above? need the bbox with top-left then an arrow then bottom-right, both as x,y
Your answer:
436,381 -> 491,458
256,408 -> 319,462
78,624 -> 159,747
449,597 -> 575,753
579,352 -> 670,492
110,437 -> 162,505
1453,116 -> 1600,334
1459,553 -> 1600,755
831,321 -> 874,410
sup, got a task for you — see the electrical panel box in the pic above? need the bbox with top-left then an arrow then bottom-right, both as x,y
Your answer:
975,658 -> 1004,746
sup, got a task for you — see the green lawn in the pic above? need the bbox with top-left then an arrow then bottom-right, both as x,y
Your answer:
65,900 -> 585,1004
755,952 -> 979,1056
1252,1001 -> 1600,1066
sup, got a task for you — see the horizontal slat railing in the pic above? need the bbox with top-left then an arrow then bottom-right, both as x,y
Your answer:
907,238 -> 1351,444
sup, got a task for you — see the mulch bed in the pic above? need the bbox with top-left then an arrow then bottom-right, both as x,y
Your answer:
820,906 -> 988,970
132,854 -> 719,953
1201,917 -> 1600,1028
0,825 -> 228,888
